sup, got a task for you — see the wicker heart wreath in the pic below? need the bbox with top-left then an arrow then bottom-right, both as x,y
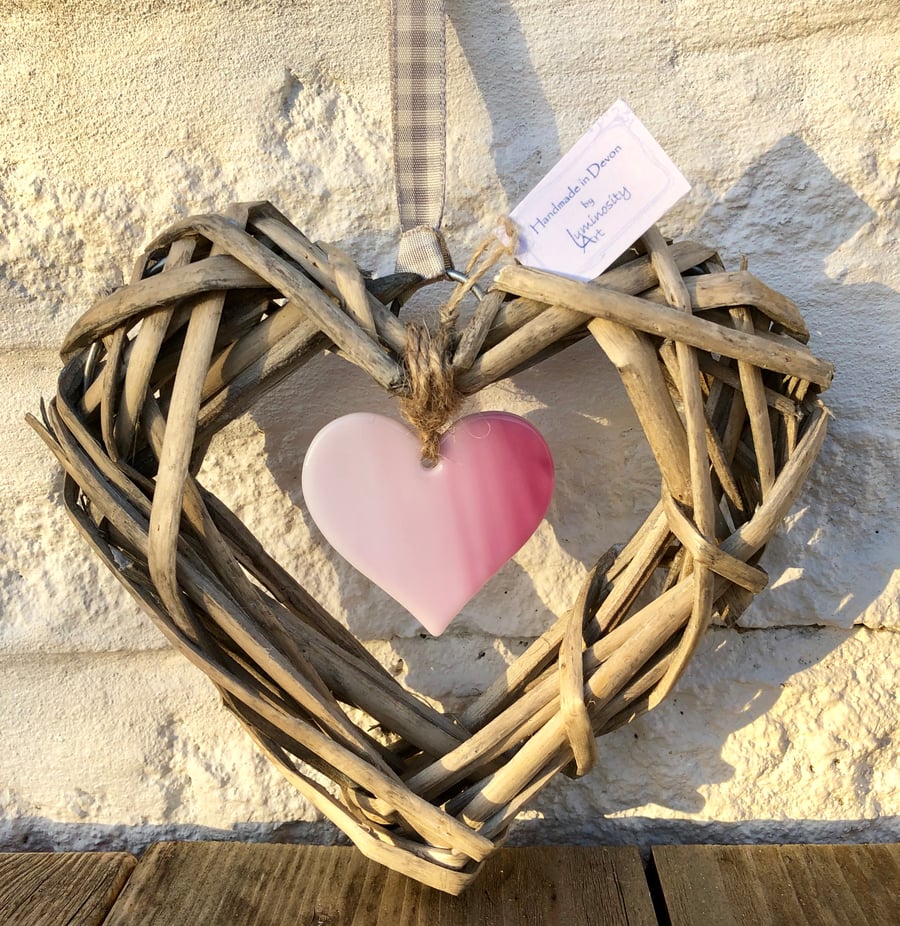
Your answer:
29,201 -> 832,893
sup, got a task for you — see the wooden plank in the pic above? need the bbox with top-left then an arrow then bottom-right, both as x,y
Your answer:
103,842 -> 659,925
0,852 -> 136,926
652,843 -> 900,926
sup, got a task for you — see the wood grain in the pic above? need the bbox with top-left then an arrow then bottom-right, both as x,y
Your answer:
103,843 -> 658,926
652,843 -> 900,926
0,851 -> 135,926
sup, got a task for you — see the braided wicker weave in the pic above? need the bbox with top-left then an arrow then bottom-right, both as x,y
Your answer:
28,202 -> 832,893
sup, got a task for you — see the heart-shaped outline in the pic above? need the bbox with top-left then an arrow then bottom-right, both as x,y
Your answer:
302,411 -> 555,635
30,202 -> 832,894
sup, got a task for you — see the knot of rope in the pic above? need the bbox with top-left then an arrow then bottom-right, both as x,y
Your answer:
399,218 -> 519,465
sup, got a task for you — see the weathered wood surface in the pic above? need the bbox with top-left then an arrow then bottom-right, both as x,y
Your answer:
652,843 -> 900,926
5,842 -> 899,925
102,842 -> 658,925
0,851 -> 135,926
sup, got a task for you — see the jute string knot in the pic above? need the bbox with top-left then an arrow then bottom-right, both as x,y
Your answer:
400,319 -> 461,466
400,219 -> 519,464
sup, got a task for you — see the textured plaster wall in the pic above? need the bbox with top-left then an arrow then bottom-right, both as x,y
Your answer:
1,0 -> 897,854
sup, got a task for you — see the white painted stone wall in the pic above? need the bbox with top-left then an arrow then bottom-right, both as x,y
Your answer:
1,0 -> 897,855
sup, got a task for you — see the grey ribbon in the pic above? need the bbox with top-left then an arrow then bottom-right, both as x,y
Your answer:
391,0 -> 452,278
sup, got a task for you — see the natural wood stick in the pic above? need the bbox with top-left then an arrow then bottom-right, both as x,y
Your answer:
589,318 -> 692,504
113,238 -> 197,457
481,295 -> 547,350
731,306 -> 777,500
460,509 -> 668,741
641,271 -> 809,340
141,397 -> 395,772
459,242 -> 718,392
408,537 -> 684,803
459,612 -> 568,733
642,226 -> 717,708
144,214 -> 403,390
587,506 -> 672,637
452,289 -> 505,374
245,203 -> 409,356
34,200 -> 835,892
449,406 -> 826,822
558,585 -> 598,777
475,649 -> 674,842
698,353 -> 801,418
194,321 -> 327,448
241,727 -> 481,894
146,226 -> 232,653
484,242 -> 714,347
456,580 -> 696,826
53,450 -> 475,888
99,329 -> 126,460
200,301 -> 310,401
658,340 -> 744,519
662,493 -> 767,593
56,354 -> 474,763
319,241 -> 379,339
494,264 -> 834,387
70,409 -> 468,764
408,572 -> 679,802
62,255 -> 268,357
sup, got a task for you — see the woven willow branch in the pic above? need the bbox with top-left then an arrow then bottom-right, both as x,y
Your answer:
28,202 -> 832,894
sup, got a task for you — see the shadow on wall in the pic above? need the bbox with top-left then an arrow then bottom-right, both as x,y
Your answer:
446,0 -> 562,207
691,134 -> 877,270
689,134 -> 898,631
245,134 -> 893,818
0,817 -> 350,855
508,815 -> 900,856
2,812 -> 895,856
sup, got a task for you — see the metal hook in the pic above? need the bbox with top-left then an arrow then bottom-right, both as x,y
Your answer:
445,268 -> 485,302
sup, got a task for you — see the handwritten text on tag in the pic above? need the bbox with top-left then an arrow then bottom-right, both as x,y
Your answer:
509,100 -> 690,281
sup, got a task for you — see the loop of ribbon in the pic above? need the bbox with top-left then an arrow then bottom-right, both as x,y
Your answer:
391,0 -> 453,278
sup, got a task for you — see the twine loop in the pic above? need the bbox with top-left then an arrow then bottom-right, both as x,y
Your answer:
400,319 -> 461,466
399,219 -> 519,464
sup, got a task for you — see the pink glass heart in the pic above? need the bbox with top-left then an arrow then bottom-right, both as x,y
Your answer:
301,411 -> 555,635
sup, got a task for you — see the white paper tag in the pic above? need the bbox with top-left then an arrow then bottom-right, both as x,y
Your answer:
509,100 -> 690,281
